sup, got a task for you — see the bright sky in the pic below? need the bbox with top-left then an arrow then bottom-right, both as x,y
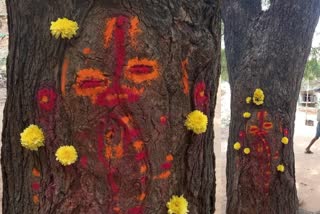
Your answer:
312,21 -> 320,47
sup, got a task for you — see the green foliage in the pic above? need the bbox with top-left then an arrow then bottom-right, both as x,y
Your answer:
304,47 -> 320,80
221,49 -> 228,81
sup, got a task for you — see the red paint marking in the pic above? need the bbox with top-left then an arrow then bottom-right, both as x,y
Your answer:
79,80 -> 107,89
140,176 -> 147,184
37,88 -> 57,111
194,81 -> 208,107
32,182 -> 40,191
108,171 -> 120,193
284,128 -> 289,136
160,116 -> 167,125
80,156 -> 88,168
113,16 -> 128,84
129,65 -> 153,74
161,162 -> 172,170
128,206 -> 144,214
95,87 -> 141,107
61,58 -> 69,96
135,152 -> 147,161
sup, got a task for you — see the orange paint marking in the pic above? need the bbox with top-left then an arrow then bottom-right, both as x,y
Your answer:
137,192 -> 146,201
40,96 -> 48,103
263,122 -> 273,130
73,68 -> 109,102
32,168 -> 40,177
105,145 -> 113,160
61,58 -> 69,96
113,145 -> 123,159
113,207 -> 121,213
106,130 -> 114,142
181,59 -> 189,95
140,164 -> 147,173
33,194 -> 39,204
133,140 -> 144,152
249,125 -> 259,135
129,17 -> 142,48
124,58 -> 159,84
82,48 -> 92,55
153,170 -> 171,180
166,154 -> 174,162
104,18 -> 117,48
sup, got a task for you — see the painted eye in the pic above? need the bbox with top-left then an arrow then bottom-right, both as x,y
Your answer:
249,125 -> 259,134
73,68 -> 109,102
124,58 -> 159,84
263,122 -> 273,130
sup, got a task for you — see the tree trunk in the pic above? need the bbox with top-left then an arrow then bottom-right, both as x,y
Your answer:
1,0 -> 220,213
222,1 -> 320,214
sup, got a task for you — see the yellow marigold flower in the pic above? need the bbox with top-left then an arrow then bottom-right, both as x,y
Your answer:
167,195 -> 189,214
243,147 -> 251,155
281,137 -> 289,145
243,112 -> 251,118
184,110 -> 208,134
246,97 -> 251,104
20,124 -> 45,151
50,18 -> 79,39
55,145 -> 78,166
277,164 -> 285,172
233,142 -> 241,150
253,88 -> 264,105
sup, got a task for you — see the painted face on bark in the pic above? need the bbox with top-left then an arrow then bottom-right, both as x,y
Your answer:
60,15 -> 172,213
245,110 -> 274,195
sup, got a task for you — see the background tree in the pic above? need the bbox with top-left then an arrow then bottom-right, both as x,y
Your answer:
222,1 -> 320,213
304,47 -> 320,80
1,0 -> 220,213
221,49 -> 228,82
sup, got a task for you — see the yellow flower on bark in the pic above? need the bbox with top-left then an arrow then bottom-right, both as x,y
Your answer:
277,164 -> 285,172
233,142 -> 241,150
243,112 -> 251,118
244,147 -> 251,155
20,124 -> 45,151
253,88 -> 264,105
246,97 -> 252,104
50,18 -> 79,39
166,195 -> 189,214
184,110 -> 208,134
55,145 -> 78,166
281,137 -> 289,145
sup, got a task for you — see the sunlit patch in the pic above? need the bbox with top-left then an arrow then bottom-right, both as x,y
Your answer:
73,68 -> 109,102
124,58 -> 159,84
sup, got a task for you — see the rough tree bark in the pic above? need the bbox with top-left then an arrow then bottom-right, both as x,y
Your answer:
222,1 -> 320,214
1,0 -> 220,213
